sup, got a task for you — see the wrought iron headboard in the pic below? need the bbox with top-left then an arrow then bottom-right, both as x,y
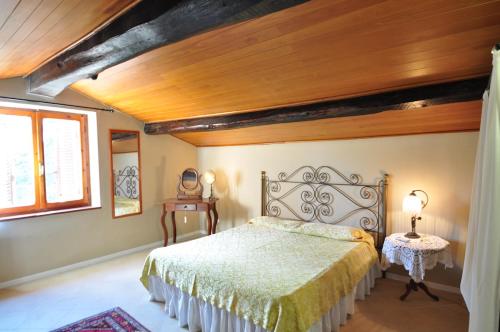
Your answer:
261,166 -> 388,248
114,165 -> 140,199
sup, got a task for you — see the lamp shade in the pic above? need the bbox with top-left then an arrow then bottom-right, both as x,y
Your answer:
403,193 -> 422,215
203,170 -> 216,184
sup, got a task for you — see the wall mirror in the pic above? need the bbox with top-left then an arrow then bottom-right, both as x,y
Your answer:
110,129 -> 142,218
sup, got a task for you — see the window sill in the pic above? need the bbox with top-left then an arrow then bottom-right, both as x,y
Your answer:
0,206 -> 102,222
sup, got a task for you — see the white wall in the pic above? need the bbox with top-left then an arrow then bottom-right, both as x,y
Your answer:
198,132 -> 478,287
0,78 -> 199,282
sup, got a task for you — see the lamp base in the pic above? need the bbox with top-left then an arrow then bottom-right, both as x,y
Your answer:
405,231 -> 420,239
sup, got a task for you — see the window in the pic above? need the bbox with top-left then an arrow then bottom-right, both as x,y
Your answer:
0,108 -> 90,217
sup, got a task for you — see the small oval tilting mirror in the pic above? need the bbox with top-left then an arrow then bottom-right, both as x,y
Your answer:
110,130 -> 142,218
177,168 -> 203,199
181,168 -> 198,190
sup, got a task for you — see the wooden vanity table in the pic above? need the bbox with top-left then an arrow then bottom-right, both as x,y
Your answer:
160,198 -> 219,246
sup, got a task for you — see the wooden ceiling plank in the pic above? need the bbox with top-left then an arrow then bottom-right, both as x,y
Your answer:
0,0 -> 140,79
0,0 -> 63,58
66,0 -> 363,77
0,0 -> 20,31
90,0 -> 492,80
144,76 -> 488,135
21,0 -> 142,75
27,0 -> 310,97
177,11 -> 500,74
173,101 -> 482,147
111,47 -> 491,121
0,0 -> 80,66
0,0 -> 42,50
70,0 -> 500,123
70,35 -> 492,118
87,54 -> 488,119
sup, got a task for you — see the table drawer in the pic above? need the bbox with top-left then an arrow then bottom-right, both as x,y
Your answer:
175,203 -> 197,211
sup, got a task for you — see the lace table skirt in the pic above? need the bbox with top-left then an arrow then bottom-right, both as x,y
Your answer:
146,263 -> 381,332
381,233 -> 453,282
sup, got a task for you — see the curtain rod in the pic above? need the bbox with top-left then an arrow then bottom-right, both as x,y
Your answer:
0,95 -> 114,112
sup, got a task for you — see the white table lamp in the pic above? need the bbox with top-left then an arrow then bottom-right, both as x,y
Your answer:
403,189 -> 428,238
203,170 -> 216,200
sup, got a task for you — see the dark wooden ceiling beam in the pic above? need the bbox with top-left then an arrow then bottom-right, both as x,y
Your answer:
26,0 -> 308,97
144,76 -> 489,135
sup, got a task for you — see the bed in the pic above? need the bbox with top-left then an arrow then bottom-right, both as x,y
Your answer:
141,166 -> 388,332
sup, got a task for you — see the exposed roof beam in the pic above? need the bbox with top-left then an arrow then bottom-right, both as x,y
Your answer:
27,0 -> 308,97
144,76 -> 489,135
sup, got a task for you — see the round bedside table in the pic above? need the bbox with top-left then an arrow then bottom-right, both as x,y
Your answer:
381,233 -> 453,301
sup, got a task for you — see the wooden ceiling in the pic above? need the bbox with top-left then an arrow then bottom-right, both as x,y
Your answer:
174,101 -> 482,146
0,0 -> 497,146
71,0 -> 500,124
0,0 -> 138,79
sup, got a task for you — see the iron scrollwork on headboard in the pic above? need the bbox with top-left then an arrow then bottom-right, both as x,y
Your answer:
261,166 -> 388,248
114,166 -> 139,199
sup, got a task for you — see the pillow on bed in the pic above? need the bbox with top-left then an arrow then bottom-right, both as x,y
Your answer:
298,222 -> 374,245
299,223 -> 361,239
248,216 -> 303,230
249,217 -> 372,244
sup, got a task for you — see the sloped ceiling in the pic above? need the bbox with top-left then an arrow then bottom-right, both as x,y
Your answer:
71,0 -> 500,123
0,0 -> 498,146
0,0 -> 139,79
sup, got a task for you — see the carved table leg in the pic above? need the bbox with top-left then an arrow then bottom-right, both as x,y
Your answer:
400,279 -> 439,301
171,211 -> 177,243
206,210 -> 212,236
417,282 -> 439,301
161,205 -> 168,247
211,204 -> 219,234
400,279 -> 414,301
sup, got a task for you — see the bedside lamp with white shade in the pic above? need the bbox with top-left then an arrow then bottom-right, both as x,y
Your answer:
203,170 -> 216,200
403,189 -> 429,238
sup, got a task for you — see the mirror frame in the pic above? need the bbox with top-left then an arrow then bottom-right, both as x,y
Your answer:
181,168 -> 199,190
109,129 -> 143,219
177,168 -> 203,199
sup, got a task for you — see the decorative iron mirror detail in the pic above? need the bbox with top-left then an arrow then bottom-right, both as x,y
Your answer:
177,168 -> 203,199
110,129 -> 142,218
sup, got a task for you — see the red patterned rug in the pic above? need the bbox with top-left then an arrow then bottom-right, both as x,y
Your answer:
50,307 -> 150,332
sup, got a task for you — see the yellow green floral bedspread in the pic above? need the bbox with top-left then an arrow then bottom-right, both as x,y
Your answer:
140,218 -> 378,332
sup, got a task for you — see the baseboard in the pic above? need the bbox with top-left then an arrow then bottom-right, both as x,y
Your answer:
0,230 -> 204,290
385,272 -> 461,294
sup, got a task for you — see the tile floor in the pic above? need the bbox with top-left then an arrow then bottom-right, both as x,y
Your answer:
0,246 -> 468,332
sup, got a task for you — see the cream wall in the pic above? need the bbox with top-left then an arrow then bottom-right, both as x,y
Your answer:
0,78 -> 199,283
198,132 -> 478,287
0,77 -> 478,288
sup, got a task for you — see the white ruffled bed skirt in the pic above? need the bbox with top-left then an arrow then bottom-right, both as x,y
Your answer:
147,263 -> 381,332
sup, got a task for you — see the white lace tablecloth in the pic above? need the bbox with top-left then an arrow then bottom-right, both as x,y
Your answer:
381,233 -> 453,282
